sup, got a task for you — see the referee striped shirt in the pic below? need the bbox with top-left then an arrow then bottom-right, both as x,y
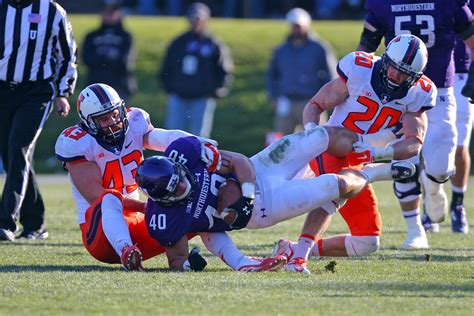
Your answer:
0,0 -> 77,97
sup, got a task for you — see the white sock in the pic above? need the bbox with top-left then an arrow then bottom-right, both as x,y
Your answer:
360,163 -> 393,182
200,232 -> 259,270
402,208 -> 423,232
292,234 -> 315,261
451,185 -> 466,193
101,193 -> 132,256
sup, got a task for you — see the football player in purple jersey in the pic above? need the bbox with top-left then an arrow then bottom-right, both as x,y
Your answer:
356,0 -> 474,247
138,129 -> 416,273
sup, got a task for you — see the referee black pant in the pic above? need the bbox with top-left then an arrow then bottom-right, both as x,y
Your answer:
0,80 -> 54,233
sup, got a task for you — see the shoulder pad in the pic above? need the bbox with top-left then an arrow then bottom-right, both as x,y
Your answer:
55,126 -> 92,162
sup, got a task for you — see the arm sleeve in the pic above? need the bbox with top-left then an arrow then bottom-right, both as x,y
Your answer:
54,5 -> 78,97
145,128 -> 193,152
336,52 -> 356,83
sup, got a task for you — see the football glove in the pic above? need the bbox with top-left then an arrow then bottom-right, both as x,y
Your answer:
198,138 -> 222,173
353,141 -> 394,162
182,247 -> 207,272
225,196 -> 254,230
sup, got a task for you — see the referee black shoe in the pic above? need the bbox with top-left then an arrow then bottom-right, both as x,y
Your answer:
0,228 -> 15,241
18,229 -> 49,240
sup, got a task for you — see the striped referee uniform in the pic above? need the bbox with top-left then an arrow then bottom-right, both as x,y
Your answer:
0,0 -> 77,241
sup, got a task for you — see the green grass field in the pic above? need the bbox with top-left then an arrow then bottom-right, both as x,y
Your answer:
0,176 -> 473,315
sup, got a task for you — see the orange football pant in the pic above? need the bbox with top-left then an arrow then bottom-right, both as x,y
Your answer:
310,151 -> 382,236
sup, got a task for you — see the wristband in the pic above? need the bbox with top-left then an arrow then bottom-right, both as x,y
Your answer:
241,182 -> 255,199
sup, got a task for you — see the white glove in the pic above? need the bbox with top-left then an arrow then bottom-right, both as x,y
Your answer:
199,138 -> 222,173
353,141 -> 394,162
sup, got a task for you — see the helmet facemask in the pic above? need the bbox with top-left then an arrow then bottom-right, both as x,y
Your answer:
380,53 -> 424,93
83,99 -> 129,144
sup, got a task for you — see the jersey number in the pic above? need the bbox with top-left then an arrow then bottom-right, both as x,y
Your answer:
62,126 -> 87,140
354,51 -> 373,68
342,96 -> 402,134
149,214 -> 166,230
102,150 -> 142,193
395,15 -> 435,48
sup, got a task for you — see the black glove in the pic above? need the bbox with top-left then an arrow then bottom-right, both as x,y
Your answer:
461,63 -> 474,100
184,247 -> 207,272
227,196 -> 254,230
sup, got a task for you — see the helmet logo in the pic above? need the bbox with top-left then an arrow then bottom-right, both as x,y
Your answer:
166,173 -> 180,192
77,93 -> 85,112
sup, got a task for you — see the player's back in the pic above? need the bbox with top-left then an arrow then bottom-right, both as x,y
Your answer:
364,0 -> 472,87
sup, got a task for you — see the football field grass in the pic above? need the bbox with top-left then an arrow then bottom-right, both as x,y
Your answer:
0,175 -> 473,315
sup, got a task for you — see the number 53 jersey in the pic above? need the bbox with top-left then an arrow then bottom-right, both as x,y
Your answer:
55,107 -> 151,224
327,51 -> 437,134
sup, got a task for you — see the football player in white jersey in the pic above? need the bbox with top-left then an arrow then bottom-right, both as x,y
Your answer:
273,35 -> 437,273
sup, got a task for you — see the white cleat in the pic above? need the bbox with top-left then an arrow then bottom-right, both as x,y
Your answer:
420,170 -> 448,223
271,239 -> 295,260
285,257 -> 311,274
400,230 -> 429,249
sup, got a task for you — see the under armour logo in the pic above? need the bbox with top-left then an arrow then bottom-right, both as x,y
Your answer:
243,206 -> 251,216
261,208 -> 267,218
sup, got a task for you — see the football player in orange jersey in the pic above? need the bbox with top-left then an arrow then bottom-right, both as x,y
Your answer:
273,34 -> 436,273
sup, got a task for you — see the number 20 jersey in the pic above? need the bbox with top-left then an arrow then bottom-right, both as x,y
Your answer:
326,51 -> 437,134
55,107 -> 151,224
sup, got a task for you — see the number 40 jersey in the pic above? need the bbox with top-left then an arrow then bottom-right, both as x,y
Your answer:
55,108 -> 151,224
326,51 -> 437,134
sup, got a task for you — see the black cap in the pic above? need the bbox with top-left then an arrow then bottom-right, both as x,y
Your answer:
187,2 -> 210,20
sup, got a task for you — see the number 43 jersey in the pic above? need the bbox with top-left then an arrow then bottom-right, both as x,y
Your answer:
326,51 -> 437,134
55,107 -> 151,224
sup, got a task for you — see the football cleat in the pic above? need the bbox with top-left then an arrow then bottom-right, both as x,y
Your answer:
391,161 -> 416,181
422,214 -> 440,233
451,204 -> 469,234
271,239 -> 295,260
18,229 -> 49,240
400,228 -> 429,249
120,244 -> 144,271
420,170 -> 447,223
0,228 -> 15,242
237,255 -> 287,272
284,257 -> 311,274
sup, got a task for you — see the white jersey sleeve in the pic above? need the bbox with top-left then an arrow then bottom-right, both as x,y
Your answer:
407,75 -> 437,113
55,125 -> 95,163
127,107 -> 153,136
337,51 -> 377,95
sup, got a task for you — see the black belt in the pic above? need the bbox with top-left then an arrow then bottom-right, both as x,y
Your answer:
0,79 -> 51,90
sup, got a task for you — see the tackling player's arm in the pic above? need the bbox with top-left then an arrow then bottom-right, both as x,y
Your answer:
356,21 -> 383,52
303,77 -> 349,128
164,235 -> 207,271
67,161 -> 146,212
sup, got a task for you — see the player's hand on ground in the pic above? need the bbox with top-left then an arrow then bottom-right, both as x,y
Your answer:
55,96 -> 70,118
182,247 -> 207,272
226,196 -> 254,229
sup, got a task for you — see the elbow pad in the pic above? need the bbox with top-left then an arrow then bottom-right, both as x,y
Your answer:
359,27 -> 383,52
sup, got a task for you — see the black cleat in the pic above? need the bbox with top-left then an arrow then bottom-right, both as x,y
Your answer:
18,229 -> 49,240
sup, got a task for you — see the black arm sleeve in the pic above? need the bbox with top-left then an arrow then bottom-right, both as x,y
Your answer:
359,27 -> 384,53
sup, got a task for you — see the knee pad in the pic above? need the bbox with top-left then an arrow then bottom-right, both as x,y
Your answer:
345,235 -> 380,256
393,164 -> 421,202
393,180 -> 421,202
425,171 -> 451,184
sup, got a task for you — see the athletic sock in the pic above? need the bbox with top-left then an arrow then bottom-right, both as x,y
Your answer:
200,232 -> 260,270
309,239 -> 323,257
403,208 -> 423,232
451,185 -> 465,206
292,234 -> 315,260
101,193 -> 132,256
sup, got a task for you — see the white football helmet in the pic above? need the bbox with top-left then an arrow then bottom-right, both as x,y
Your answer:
77,83 -> 129,143
381,34 -> 428,91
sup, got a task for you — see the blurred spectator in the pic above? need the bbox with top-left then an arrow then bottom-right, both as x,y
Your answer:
82,0 -> 137,101
159,2 -> 234,137
266,7 -> 337,135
